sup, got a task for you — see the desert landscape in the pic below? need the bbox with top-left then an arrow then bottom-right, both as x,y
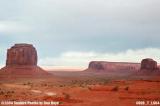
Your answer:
1,0 -> 160,105
0,44 -> 160,106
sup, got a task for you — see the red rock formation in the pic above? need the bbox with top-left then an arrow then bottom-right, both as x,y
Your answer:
89,61 -> 105,70
0,43 -> 51,79
141,58 -> 158,70
134,58 -> 160,76
87,61 -> 140,72
6,44 -> 37,66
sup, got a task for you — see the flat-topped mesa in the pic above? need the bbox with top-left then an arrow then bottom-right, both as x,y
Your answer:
89,61 -> 105,70
87,61 -> 140,72
6,43 -> 37,66
141,58 -> 158,70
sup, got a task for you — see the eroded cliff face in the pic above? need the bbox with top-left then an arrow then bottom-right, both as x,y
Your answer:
6,44 -> 37,66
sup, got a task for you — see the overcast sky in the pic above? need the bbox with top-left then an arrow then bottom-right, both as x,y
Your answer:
0,0 -> 160,69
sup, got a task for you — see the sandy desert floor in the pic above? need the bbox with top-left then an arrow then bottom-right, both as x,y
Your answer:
0,71 -> 160,106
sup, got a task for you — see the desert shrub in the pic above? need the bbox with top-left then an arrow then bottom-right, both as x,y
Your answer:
6,90 -> 14,94
23,82 -> 32,85
7,91 -> 10,94
62,92 -> 70,100
112,86 -> 119,91
124,86 -> 129,91
27,82 -> 32,85
0,91 -> 4,95
41,83 -> 47,87
88,87 -> 92,91
4,94 -> 10,98
59,85 -> 65,87
11,91 -> 15,93
59,102 -> 63,105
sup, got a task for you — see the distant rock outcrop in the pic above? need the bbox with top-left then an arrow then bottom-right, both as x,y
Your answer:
0,43 -> 51,79
134,58 -> 160,76
141,58 -> 158,70
87,61 -> 140,72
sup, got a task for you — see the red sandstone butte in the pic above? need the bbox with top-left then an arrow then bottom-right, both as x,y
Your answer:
141,58 -> 158,70
0,43 -> 51,78
6,43 -> 37,66
137,58 -> 160,75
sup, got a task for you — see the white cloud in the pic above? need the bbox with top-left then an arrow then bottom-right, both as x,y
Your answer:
39,48 -> 160,69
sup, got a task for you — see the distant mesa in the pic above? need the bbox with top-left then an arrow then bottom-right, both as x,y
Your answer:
86,58 -> 160,76
140,58 -> 158,71
138,58 -> 160,75
88,61 -> 105,70
0,43 -> 51,79
87,61 -> 140,72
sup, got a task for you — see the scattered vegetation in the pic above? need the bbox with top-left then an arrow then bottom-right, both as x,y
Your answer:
69,79 -> 110,87
62,92 -> 71,100
41,83 -> 48,87
112,86 -> 119,91
58,84 -> 66,87
0,91 -> 4,95
0,90 -> 15,99
59,102 -> 63,105
23,82 -> 32,85
88,87 -> 92,91
0,90 -> 15,95
4,94 -> 10,98
124,86 -> 129,91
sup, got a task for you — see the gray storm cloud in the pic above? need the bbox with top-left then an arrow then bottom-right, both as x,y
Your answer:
0,0 -> 160,67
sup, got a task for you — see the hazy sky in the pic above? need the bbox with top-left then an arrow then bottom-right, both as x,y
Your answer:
0,0 -> 160,68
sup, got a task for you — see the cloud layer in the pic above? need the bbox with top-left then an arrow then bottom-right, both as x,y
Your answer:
39,48 -> 160,69
0,0 -> 160,68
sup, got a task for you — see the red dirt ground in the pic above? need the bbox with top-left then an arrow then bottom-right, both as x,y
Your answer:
0,71 -> 160,106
